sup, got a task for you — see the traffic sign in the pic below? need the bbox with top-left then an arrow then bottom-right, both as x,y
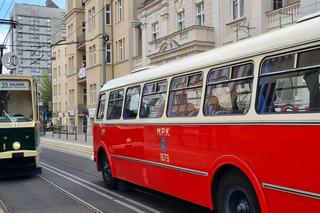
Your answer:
1,52 -> 20,70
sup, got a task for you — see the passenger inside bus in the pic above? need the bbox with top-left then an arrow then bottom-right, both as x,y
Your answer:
171,93 -> 196,117
205,95 -> 224,115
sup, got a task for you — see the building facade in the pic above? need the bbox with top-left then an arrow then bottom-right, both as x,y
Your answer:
11,2 -> 65,81
52,0 -> 143,130
52,0 -> 319,130
138,0 -> 215,66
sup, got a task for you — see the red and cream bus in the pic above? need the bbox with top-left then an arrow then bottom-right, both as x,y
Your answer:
93,15 -> 320,212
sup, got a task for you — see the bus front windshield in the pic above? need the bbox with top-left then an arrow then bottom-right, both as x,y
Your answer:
0,90 -> 33,122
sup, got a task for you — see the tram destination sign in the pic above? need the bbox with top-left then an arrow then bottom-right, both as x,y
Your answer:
0,80 -> 30,90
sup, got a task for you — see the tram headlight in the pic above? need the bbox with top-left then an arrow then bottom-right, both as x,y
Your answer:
12,142 -> 21,150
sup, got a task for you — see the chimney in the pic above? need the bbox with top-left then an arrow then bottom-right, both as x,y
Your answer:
46,0 -> 59,8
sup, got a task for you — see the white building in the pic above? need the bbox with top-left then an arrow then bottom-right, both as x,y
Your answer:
138,0 -> 215,66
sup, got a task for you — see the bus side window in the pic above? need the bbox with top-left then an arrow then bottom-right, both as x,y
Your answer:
96,93 -> 106,120
256,47 -> 320,114
107,89 -> 124,120
124,86 -> 141,119
204,63 -> 253,116
140,80 -> 167,119
167,73 -> 203,118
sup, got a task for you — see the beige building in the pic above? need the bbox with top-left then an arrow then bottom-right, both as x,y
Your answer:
138,0 -> 215,66
137,0 -> 302,65
52,0 -> 143,130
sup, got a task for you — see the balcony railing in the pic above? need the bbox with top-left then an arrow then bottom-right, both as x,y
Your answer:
266,2 -> 301,30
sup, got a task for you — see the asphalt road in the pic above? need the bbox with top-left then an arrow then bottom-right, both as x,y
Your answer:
0,148 -> 211,213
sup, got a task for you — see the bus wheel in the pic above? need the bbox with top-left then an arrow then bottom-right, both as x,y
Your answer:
215,170 -> 261,213
101,153 -> 118,189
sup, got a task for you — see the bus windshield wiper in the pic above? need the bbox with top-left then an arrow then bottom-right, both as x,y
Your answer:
2,109 -> 15,123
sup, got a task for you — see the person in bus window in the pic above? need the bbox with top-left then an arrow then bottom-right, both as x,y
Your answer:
304,70 -> 320,111
205,95 -> 224,115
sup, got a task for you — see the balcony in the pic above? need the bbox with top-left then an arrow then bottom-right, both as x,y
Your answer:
148,25 -> 214,64
78,67 -> 86,84
266,2 -> 301,31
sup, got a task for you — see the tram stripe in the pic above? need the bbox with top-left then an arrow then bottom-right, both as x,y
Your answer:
40,162 -> 161,213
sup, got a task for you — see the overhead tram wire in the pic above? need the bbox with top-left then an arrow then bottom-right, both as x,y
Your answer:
51,6 -> 107,47
3,0 -> 14,19
0,0 -> 7,14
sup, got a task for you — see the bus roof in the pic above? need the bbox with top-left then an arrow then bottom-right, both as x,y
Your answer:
102,16 -> 320,92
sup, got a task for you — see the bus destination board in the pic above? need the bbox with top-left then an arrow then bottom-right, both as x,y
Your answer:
0,80 -> 30,90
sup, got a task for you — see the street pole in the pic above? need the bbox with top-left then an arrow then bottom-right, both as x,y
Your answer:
101,3 -> 107,85
0,45 -> 6,74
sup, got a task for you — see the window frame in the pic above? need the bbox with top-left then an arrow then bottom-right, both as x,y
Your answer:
96,93 -> 107,121
232,0 -> 244,20
256,46 -> 320,114
204,61 -> 254,117
152,22 -> 160,41
107,89 -> 124,120
123,85 -> 141,120
139,80 -> 168,119
177,10 -> 185,31
196,2 -> 205,26
167,72 -> 204,118
105,4 -> 111,25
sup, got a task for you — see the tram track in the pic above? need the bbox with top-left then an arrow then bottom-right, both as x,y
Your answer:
37,175 -> 103,213
40,162 -> 161,213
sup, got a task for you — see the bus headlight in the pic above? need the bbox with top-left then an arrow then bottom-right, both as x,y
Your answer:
13,142 -> 21,150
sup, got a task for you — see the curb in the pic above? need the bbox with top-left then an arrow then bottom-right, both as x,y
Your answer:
40,137 -> 93,160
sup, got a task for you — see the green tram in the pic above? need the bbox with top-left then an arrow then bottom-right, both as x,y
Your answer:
0,75 -> 41,177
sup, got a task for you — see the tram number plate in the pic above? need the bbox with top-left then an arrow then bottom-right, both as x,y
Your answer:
12,152 -> 23,158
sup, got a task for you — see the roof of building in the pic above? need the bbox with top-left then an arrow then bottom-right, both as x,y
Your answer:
46,0 -> 59,8
102,16 -> 320,92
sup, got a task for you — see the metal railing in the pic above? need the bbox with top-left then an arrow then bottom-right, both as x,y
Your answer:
49,125 -> 93,143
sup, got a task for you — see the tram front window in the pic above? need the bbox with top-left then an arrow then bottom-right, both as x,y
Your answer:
0,90 -> 33,122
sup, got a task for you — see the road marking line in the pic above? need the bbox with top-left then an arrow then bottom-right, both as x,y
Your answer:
41,165 -> 147,213
41,162 -> 161,213
37,175 -> 103,213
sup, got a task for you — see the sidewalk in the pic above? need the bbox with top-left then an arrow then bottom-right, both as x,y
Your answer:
40,132 -> 93,159
41,131 -> 93,146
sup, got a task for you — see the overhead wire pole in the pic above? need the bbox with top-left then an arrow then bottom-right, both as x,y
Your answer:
101,4 -> 107,85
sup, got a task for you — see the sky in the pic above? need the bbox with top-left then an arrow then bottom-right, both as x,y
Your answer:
0,0 -> 66,44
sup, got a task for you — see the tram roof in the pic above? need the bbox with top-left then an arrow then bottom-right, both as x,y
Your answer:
102,16 -> 320,92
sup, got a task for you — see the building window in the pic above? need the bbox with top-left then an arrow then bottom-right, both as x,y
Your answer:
68,56 -> 75,75
106,43 -> 112,64
273,0 -> 283,10
89,45 -> 96,67
196,2 -> 205,26
69,89 -> 75,108
232,0 -> 244,20
88,7 -> 96,31
152,22 -> 159,41
115,0 -> 124,22
106,4 -> 111,25
90,84 -> 97,105
116,38 -> 125,62
177,10 -> 185,31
